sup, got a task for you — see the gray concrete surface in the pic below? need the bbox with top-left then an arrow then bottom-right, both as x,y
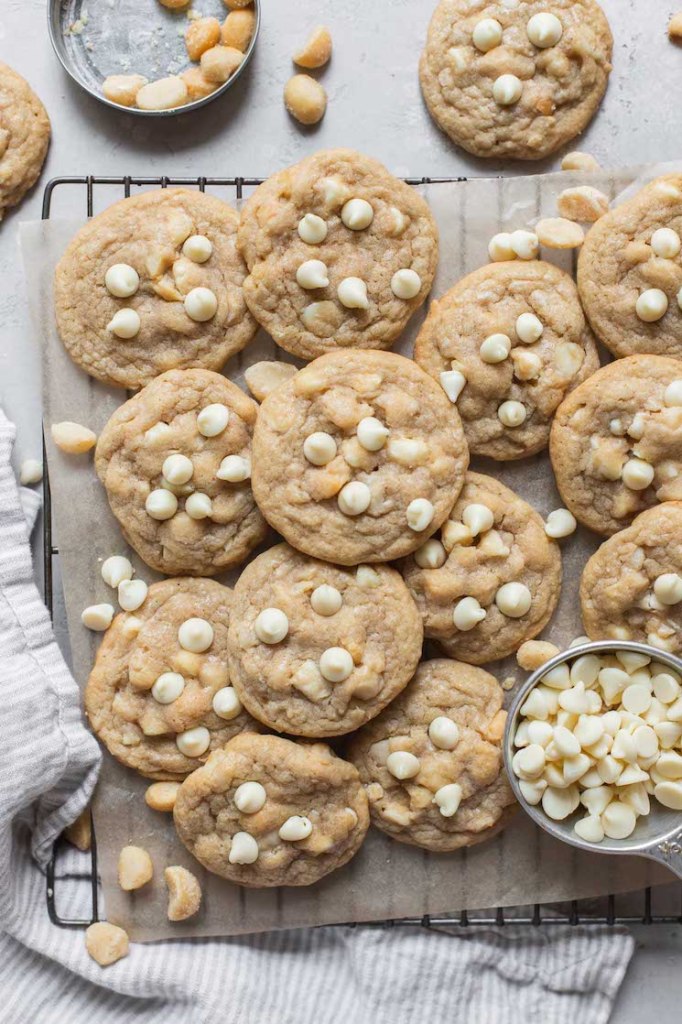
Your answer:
1,0 -> 680,1019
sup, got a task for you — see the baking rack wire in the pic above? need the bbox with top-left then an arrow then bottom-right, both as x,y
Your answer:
41,174 -> 682,930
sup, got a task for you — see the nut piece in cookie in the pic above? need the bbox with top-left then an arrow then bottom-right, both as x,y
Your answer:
173,733 -> 369,887
550,355 -> 682,536
95,369 -> 266,576
414,260 -> 599,460
401,472 -> 561,665
346,659 -> 516,852
54,188 -> 256,389
227,543 -> 423,737
85,577 -> 259,780
580,501 -> 682,654
251,350 -> 468,565
0,62 -> 50,220
237,148 -> 439,360
419,0 -> 612,161
578,174 -> 682,359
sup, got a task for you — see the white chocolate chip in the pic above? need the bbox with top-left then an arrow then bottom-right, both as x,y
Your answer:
296,259 -> 329,289
81,603 -> 114,631
51,421 -> 97,454
341,198 -> 374,231
176,726 -> 210,758
654,573 -> 682,605
439,369 -> 466,403
601,801 -> 636,839
635,288 -> 668,323
182,234 -> 213,263
433,783 -> 463,817
216,454 -> 251,482
184,286 -> 218,322
406,498 -> 434,532
278,815 -> 313,841
152,672 -> 185,704
429,716 -> 460,750
310,584 -> 343,616
185,492 -> 213,519
197,403 -> 229,437
462,503 -> 494,536
255,608 -> 289,644
107,308 -> 141,339
338,481 -> 371,516
163,453 -> 194,485
542,785 -> 579,821
574,816 -> 604,843
497,400 -> 527,428
472,17 -> 502,51
512,744 -> 546,779
145,488 -> 178,520
415,539 -> 447,569
357,417 -> 389,451
303,431 -> 337,466
212,686 -> 242,720
101,555 -> 133,589
453,596 -> 486,631
391,268 -> 421,300
510,230 -> 539,261
544,508 -> 577,539
386,750 -> 420,780
234,782 -> 266,814
118,578 -> 148,611
298,213 -> 328,244
337,277 -> 369,310
654,780 -> 682,810
105,263 -> 139,298
651,227 -> 681,259
488,232 -> 515,261
527,11 -> 563,47
319,646 -> 354,682
493,73 -> 523,106
519,779 -> 547,805
480,333 -> 511,363
515,312 -> 543,344
495,582 -> 531,618
387,437 -> 427,466
178,617 -> 213,652
228,831 -> 259,864
621,458 -> 654,491
320,177 -> 349,207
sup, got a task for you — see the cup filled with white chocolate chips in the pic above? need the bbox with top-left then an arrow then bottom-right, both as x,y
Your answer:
504,640 -> 682,877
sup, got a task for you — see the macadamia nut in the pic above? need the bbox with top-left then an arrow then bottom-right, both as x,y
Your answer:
185,17 -> 221,61
103,74 -> 148,107
284,74 -> 327,125
200,45 -> 244,84
85,922 -> 129,967
117,845 -> 153,891
164,865 -> 202,921
293,25 -> 332,68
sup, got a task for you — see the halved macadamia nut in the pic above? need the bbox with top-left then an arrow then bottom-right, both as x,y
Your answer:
200,45 -> 244,84
136,76 -> 189,111
185,17 -> 221,61
103,74 -> 148,107
294,26 -> 332,69
164,865 -> 202,921
221,9 -> 256,51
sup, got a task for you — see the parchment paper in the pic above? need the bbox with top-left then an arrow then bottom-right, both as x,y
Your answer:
21,164 -> 677,941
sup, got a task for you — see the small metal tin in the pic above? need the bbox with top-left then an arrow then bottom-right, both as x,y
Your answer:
504,640 -> 682,879
48,0 -> 260,117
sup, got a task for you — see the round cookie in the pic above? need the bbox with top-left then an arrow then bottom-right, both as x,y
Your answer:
414,260 -> 600,460
578,174 -> 682,359
251,350 -> 469,565
174,734 -> 369,887
346,659 -> 516,851
0,63 -> 50,219
550,355 -> 682,537
580,502 -> 682,655
85,578 -> 259,780
401,472 -> 561,665
419,0 -> 612,161
54,188 -> 257,389
227,543 -> 424,737
237,148 -> 439,360
95,369 -> 267,576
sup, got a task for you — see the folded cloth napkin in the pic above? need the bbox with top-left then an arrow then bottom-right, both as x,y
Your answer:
0,409 -> 634,1024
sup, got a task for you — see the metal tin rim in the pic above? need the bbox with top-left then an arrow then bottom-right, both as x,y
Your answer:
503,639 -> 682,858
47,0 -> 260,118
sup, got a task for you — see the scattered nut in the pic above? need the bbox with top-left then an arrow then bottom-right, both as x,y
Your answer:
158,0 -> 188,7
19,458 -> 42,485
517,640 -> 561,671
103,74 -> 148,108
536,217 -> 585,249
136,76 -> 189,111
85,922 -> 129,967
294,25 -> 332,69
200,45 -> 244,83
145,781 -> 181,812
51,421 -> 97,454
244,361 -> 297,401
224,0 -> 252,7
557,185 -> 609,223
118,845 -> 154,891
560,151 -> 601,173
221,8 -> 256,51
64,808 -> 91,851
164,865 -> 202,921
185,17 -> 221,61
669,13 -> 682,40
284,74 -> 327,125
181,67 -> 218,101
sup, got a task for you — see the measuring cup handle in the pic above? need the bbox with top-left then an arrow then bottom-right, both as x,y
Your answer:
643,828 -> 682,880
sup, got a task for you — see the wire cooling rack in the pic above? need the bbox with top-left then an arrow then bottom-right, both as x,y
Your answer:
42,174 -> 682,930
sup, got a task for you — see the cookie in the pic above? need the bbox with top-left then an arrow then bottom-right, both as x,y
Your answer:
54,188 -> 257,389
414,260 -> 599,460
237,148 -> 439,360
227,543 -> 423,737
85,578 -> 259,780
550,355 -> 682,537
580,502 -> 682,655
346,659 -> 516,851
0,63 -> 50,219
95,369 -> 267,576
578,174 -> 682,359
174,733 -> 369,887
251,350 -> 469,565
419,0 -> 612,161
400,472 -> 561,665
